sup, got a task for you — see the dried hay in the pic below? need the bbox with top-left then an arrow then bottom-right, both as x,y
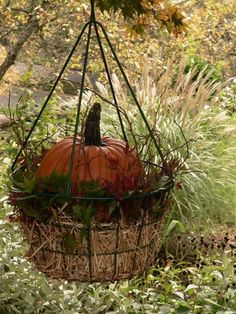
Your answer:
17,210 -> 169,282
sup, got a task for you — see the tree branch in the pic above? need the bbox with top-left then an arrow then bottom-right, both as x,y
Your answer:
0,0 -> 50,81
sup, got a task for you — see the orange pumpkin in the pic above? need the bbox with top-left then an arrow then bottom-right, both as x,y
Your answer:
35,103 -> 143,196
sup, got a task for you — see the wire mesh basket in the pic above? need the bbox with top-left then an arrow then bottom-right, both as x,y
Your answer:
9,0 -> 175,282
18,207 -> 170,282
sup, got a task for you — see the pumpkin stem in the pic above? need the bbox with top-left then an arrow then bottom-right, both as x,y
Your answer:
84,102 -> 102,146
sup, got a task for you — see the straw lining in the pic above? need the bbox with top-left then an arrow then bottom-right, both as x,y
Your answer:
17,209 -> 168,282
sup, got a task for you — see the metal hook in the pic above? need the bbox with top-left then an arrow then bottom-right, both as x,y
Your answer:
90,0 -> 96,22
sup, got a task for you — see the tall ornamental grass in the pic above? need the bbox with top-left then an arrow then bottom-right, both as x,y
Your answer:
96,58 -> 236,228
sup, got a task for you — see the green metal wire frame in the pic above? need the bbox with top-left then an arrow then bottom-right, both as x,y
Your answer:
11,0 -> 173,201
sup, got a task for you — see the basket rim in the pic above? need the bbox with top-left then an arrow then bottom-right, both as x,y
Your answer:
16,209 -> 167,230
25,178 -> 174,201
10,163 -> 174,201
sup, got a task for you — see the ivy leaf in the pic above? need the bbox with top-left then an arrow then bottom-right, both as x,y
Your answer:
21,207 -> 41,219
73,204 -> 95,225
80,228 -> 88,241
79,180 -> 99,192
23,176 -> 36,193
62,232 -> 76,252
107,200 -> 116,214
73,204 -> 84,220
11,168 -> 25,187
82,205 -> 94,225
38,172 -> 69,194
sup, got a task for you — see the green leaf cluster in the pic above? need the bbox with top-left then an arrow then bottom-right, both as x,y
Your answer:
96,0 -> 146,19
184,56 -> 223,83
78,180 -> 105,197
62,232 -> 77,251
37,171 -> 69,195
11,170 -> 36,194
73,203 -> 96,225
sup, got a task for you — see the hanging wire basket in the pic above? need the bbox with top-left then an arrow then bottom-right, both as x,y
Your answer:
18,210 -> 169,282
9,0 -> 175,282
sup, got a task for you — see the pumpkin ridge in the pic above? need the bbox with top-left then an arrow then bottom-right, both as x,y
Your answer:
36,140 -> 78,176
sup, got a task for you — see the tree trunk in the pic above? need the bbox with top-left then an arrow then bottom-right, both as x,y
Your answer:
0,0 -> 51,81
0,17 -> 38,81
